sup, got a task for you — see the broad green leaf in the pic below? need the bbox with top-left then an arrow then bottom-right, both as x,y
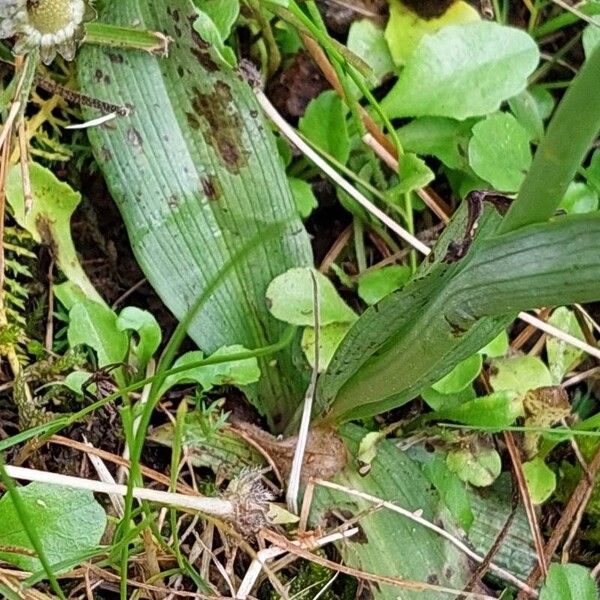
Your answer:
382,22 -> 539,120
489,356 -> 553,395
347,19 -> 394,85
266,268 -> 357,326
546,307 -> 585,382
317,209 -> 600,424
447,446 -> 501,487
467,475 -> 537,579
357,266 -> 411,305
311,424 -> 471,599
498,44 -> 600,232
78,0 -> 313,431
385,0 -> 480,65
428,390 -> 522,429
5,163 -> 102,304
523,457 -> 556,504
478,330 -> 509,358
509,90 -> 545,141
116,306 -> 161,371
583,24 -> 600,60
559,181 -> 599,215
68,300 -> 129,368
192,7 -> 236,65
422,456 -> 474,531
397,117 -> 473,170
395,152 -> 434,193
196,0 -> 239,40
288,177 -> 317,219
540,564 -> 598,600
431,353 -> 482,394
54,281 -> 88,311
301,322 -> 352,372
159,345 -> 260,396
299,91 -> 350,164
468,112 -> 532,192
0,482 -> 106,572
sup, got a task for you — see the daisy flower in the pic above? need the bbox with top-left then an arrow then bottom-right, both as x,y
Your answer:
0,0 -> 96,65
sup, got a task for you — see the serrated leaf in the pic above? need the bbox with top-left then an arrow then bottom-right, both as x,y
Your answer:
267,268 -> 357,326
382,22 -> 539,120
0,482 -> 106,573
5,163 -> 102,304
540,564 -> 598,600
428,390 -> 522,429
78,0 -> 313,431
468,112 -> 532,192
159,345 -> 260,396
68,300 -> 129,368
116,306 -> 161,370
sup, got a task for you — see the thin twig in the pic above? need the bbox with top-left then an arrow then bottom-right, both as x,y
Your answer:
254,89 -> 430,254
235,527 -> 358,599
3,465 -> 236,517
504,431 -> 547,578
287,270 -> 320,513
518,444 -> 600,597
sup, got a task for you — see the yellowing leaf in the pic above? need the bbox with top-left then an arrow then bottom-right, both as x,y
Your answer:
385,0 -> 480,65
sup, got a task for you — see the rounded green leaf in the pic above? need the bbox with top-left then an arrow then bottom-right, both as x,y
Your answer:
489,356 -> 553,395
301,322 -> 352,373
357,266 -> 411,306
432,353 -> 482,394
540,564 -> 598,600
299,91 -> 350,164
266,268 -> 357,326
468,112 -> 532,192
523,457 -> 556,505
0,482 -> 106,573
447,446 -> 501,487
382,21 -> 539,120
546,306 -> 585,382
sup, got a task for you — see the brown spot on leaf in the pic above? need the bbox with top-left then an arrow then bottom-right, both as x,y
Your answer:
202,176 -> 220,201
108,52 -> 124,64
189,82 -> 249,173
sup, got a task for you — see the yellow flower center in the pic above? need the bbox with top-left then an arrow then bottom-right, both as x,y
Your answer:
26,0 -> 73,35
